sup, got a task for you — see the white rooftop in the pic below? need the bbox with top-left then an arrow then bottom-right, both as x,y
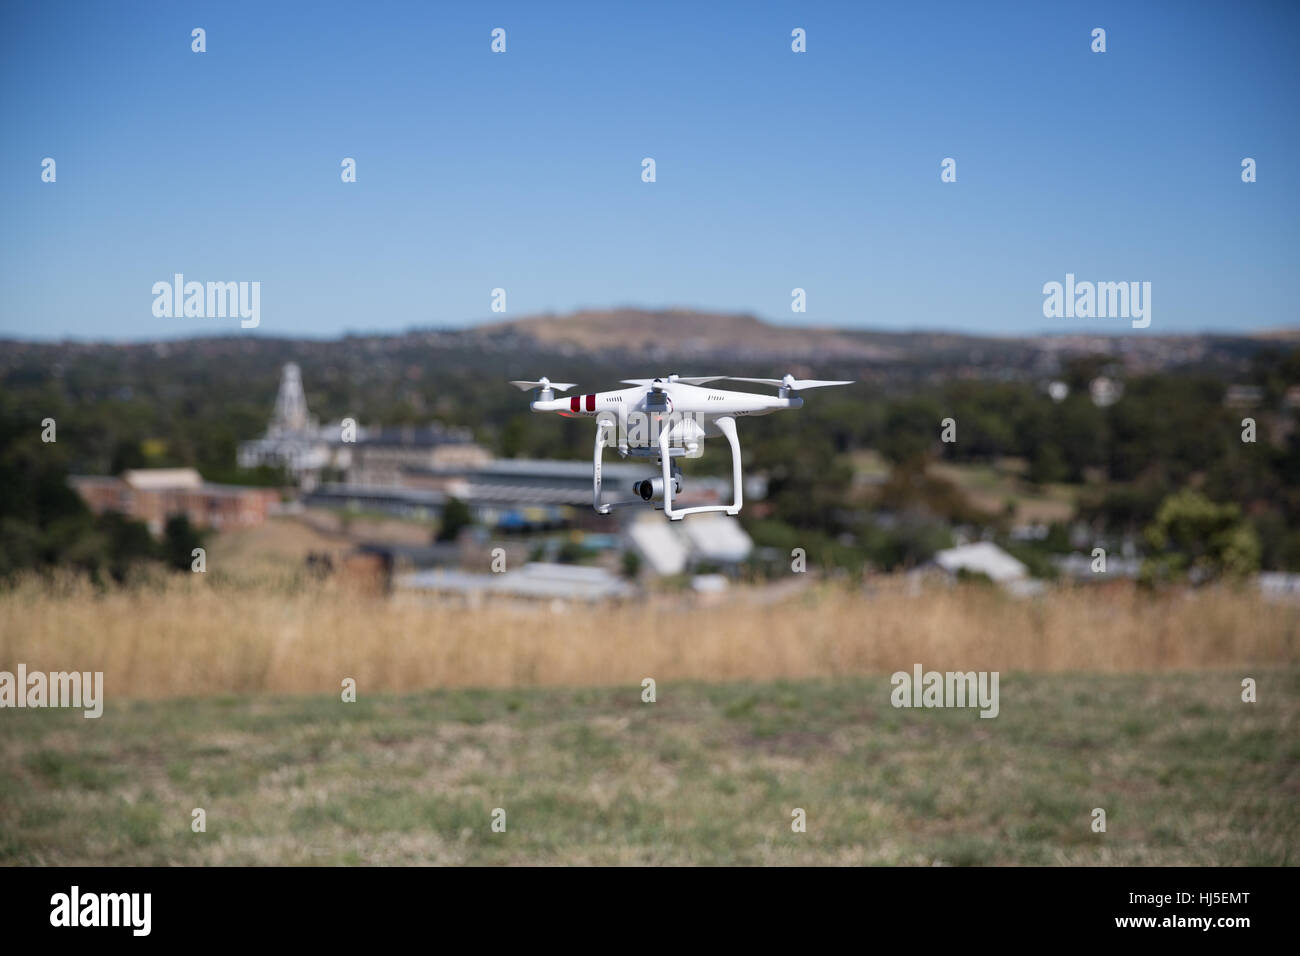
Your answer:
682,514 -> 754,563
625,513 -> 753,575
122,468 -> 203,490
933,542 -> 1028,583
397,562 -> 635,601
627,518 -> 689,575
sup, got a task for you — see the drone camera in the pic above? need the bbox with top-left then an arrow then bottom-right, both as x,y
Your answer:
634,476 -> 681,501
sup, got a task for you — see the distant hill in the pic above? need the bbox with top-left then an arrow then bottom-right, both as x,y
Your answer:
469,307 -> 1293,373
481,308 -> 906,361
1,307 -> 1294,379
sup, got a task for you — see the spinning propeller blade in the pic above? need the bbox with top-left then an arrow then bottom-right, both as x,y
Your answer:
620,375 -> 725,387
510,378 -> 577,391
726,374 -> 853,391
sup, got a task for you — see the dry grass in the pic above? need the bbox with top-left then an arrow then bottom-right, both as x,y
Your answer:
1,575 -> 1295,700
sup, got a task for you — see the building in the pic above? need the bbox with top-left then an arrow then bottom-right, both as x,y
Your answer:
1259,572 -> 1300,604
346,425 -> 491,486
397,562 -> 636,603
69,468 -> 280,535
336,457 -> 755,531
927,541 -> 1044,595
1088,376 -> 1123,408
624,512 -> 754,575
405,458 -> 648,530
1224,385 -> 1264,409
1052,551 -> 1141,579
302,484 -> 447,520
237,363 -> 490,488
236,363 -> 335,481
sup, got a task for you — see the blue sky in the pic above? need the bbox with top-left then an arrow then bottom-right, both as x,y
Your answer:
1,0 -> 1297,341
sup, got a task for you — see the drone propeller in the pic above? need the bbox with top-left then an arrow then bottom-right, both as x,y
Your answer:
510,377 -> 577,392
726,374 -> 853,391
620,375 -> 724,388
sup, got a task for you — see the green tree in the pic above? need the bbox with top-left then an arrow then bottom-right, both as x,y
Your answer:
110,437 -> 146,473
436,497 -> 473,542
621,549 -> 641,579
749,432 -> 852,533
555,539 -> 587,564
0,399 -> 96,579
1140,489 -> 1260,586
161,514 -> 203,572
1027,442 -> 1067,485
878,398 -> 944,469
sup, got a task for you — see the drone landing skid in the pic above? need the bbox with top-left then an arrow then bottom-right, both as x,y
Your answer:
659,415 -> 742,521
591,416 -> 743,519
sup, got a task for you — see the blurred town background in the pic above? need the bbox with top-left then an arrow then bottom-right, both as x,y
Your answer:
3,308 -> 1300,602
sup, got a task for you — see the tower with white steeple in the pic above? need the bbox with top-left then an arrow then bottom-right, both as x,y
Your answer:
268,362 -> 314,436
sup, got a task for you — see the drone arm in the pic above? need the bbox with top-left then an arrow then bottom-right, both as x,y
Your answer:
530,395 -> 570,414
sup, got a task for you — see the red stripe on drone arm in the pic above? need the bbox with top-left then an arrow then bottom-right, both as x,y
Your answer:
570,396 -> 580,412
586,394 -> 595,412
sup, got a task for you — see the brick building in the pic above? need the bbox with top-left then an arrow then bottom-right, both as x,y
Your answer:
69,468 -> 281,536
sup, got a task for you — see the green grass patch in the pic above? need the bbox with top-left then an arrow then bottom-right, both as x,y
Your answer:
0,671 -> 1295,865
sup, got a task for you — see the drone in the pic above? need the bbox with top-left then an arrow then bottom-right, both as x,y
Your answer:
510,373 -> 852,520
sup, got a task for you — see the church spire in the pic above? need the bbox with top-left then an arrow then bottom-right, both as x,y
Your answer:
269,362 -> 310,435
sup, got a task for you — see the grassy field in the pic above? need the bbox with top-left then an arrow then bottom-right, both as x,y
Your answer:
4,569 -> 1294,864
1,672 -> 1295,865
928,458 -> 1078,524
851,452 -> 1079,524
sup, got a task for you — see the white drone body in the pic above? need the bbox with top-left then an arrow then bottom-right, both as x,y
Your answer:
510,374 -> 852,520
